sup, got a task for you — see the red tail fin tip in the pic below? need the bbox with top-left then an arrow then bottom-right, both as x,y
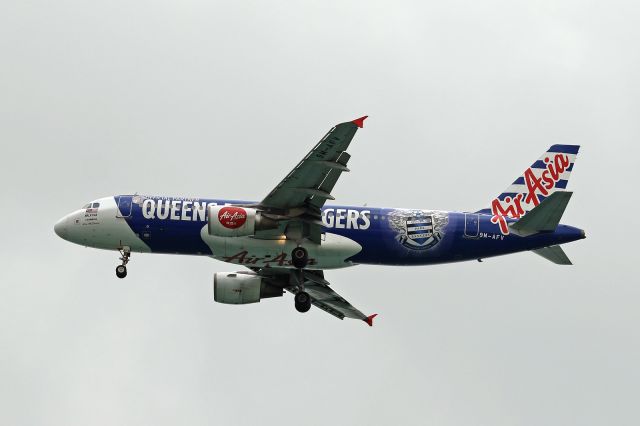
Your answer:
352,116 -> 368,128
364,314 -> 378,327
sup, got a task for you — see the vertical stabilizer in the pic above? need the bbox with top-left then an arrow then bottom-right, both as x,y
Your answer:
480,145 -> 580,234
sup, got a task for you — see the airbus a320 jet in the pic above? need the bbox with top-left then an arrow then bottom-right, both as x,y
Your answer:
54,116 -> 585,326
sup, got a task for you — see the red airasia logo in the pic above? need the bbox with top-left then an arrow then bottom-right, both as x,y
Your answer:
218,207 -> 247,229
491,153 -> 571,235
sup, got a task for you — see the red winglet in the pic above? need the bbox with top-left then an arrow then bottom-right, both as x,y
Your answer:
351,115 -> 368,128
364,314 -> 378,327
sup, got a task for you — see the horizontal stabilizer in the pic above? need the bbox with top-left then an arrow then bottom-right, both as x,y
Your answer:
532,245 -> 573,265
510,191 -> 573,237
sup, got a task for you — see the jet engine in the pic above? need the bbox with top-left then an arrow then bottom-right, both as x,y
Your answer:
213,272 -> 283,304
207,205 -> 278,237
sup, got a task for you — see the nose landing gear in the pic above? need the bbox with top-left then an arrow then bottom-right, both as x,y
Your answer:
116,247 -> 130,279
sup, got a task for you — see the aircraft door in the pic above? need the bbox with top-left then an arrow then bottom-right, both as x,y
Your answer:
117,196 -> 133,218
464,213 -> 479,238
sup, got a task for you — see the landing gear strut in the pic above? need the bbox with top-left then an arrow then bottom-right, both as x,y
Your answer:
116,247 -> 130,279
290,246 -> 311,312
291,246 -> 311,312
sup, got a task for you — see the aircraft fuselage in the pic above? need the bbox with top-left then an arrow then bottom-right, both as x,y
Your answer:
54,194 -> 585,269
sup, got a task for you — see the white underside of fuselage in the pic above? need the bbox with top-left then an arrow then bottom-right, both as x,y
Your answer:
200,227 -> 362,270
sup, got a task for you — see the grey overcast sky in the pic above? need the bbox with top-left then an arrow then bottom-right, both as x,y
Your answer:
1,1 -> 638,425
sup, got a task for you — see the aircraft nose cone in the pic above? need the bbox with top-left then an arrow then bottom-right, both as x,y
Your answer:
54,217 -> 67,238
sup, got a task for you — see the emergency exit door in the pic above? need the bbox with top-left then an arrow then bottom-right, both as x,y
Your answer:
464,213 -> 479,238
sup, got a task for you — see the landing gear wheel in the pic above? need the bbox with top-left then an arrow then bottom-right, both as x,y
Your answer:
294,291 -> 311,313
115,265 -> 127,279
291,247 -> 308,269
116,247 -> 131,279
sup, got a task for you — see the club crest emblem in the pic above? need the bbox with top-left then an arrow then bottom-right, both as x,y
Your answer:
404,215 -> 435,248
388,210 -> 448,251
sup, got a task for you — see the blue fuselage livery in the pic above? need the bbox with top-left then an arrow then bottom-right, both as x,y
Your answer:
53,117 -> 586,325
106,195 -> 583,266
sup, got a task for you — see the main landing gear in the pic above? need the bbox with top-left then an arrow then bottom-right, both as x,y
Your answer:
116,247 -> 130,279
291,246 -> 311,313
294,291 -> 311,312
291,246 -> 308,269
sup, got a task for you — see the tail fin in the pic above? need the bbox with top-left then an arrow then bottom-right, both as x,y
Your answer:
480,144 -> 580,234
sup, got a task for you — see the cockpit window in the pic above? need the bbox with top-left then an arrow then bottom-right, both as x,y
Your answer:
92,202 -> 100,208
82,203 -> 91,209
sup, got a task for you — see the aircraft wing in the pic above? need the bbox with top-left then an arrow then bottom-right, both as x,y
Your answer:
260,116 -> 367,211
256,268 -> 377,326
248,117 -> 367,242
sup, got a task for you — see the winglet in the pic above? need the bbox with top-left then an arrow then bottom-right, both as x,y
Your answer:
352,115 -> 368,128
364,313 -> 378,327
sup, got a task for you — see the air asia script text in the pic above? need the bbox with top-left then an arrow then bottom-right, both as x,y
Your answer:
490,153 -> 571,235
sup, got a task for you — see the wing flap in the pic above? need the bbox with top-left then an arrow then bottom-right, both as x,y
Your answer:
258,268 -> 375,325
289,282 -> 370,321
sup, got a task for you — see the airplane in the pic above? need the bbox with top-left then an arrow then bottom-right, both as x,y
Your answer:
54,116 -> 585,326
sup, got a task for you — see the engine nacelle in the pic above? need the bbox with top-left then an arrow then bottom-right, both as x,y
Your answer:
207,205 -> 277,237
213,272 -> 283,304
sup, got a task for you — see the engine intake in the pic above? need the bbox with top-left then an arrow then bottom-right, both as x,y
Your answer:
213,272 -> 283,304
208,205 -> 277,237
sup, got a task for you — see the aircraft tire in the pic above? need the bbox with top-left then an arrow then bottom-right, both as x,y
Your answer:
116,265 -> 127,279
291,247 -> 308,269
294,291 -> 311,313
